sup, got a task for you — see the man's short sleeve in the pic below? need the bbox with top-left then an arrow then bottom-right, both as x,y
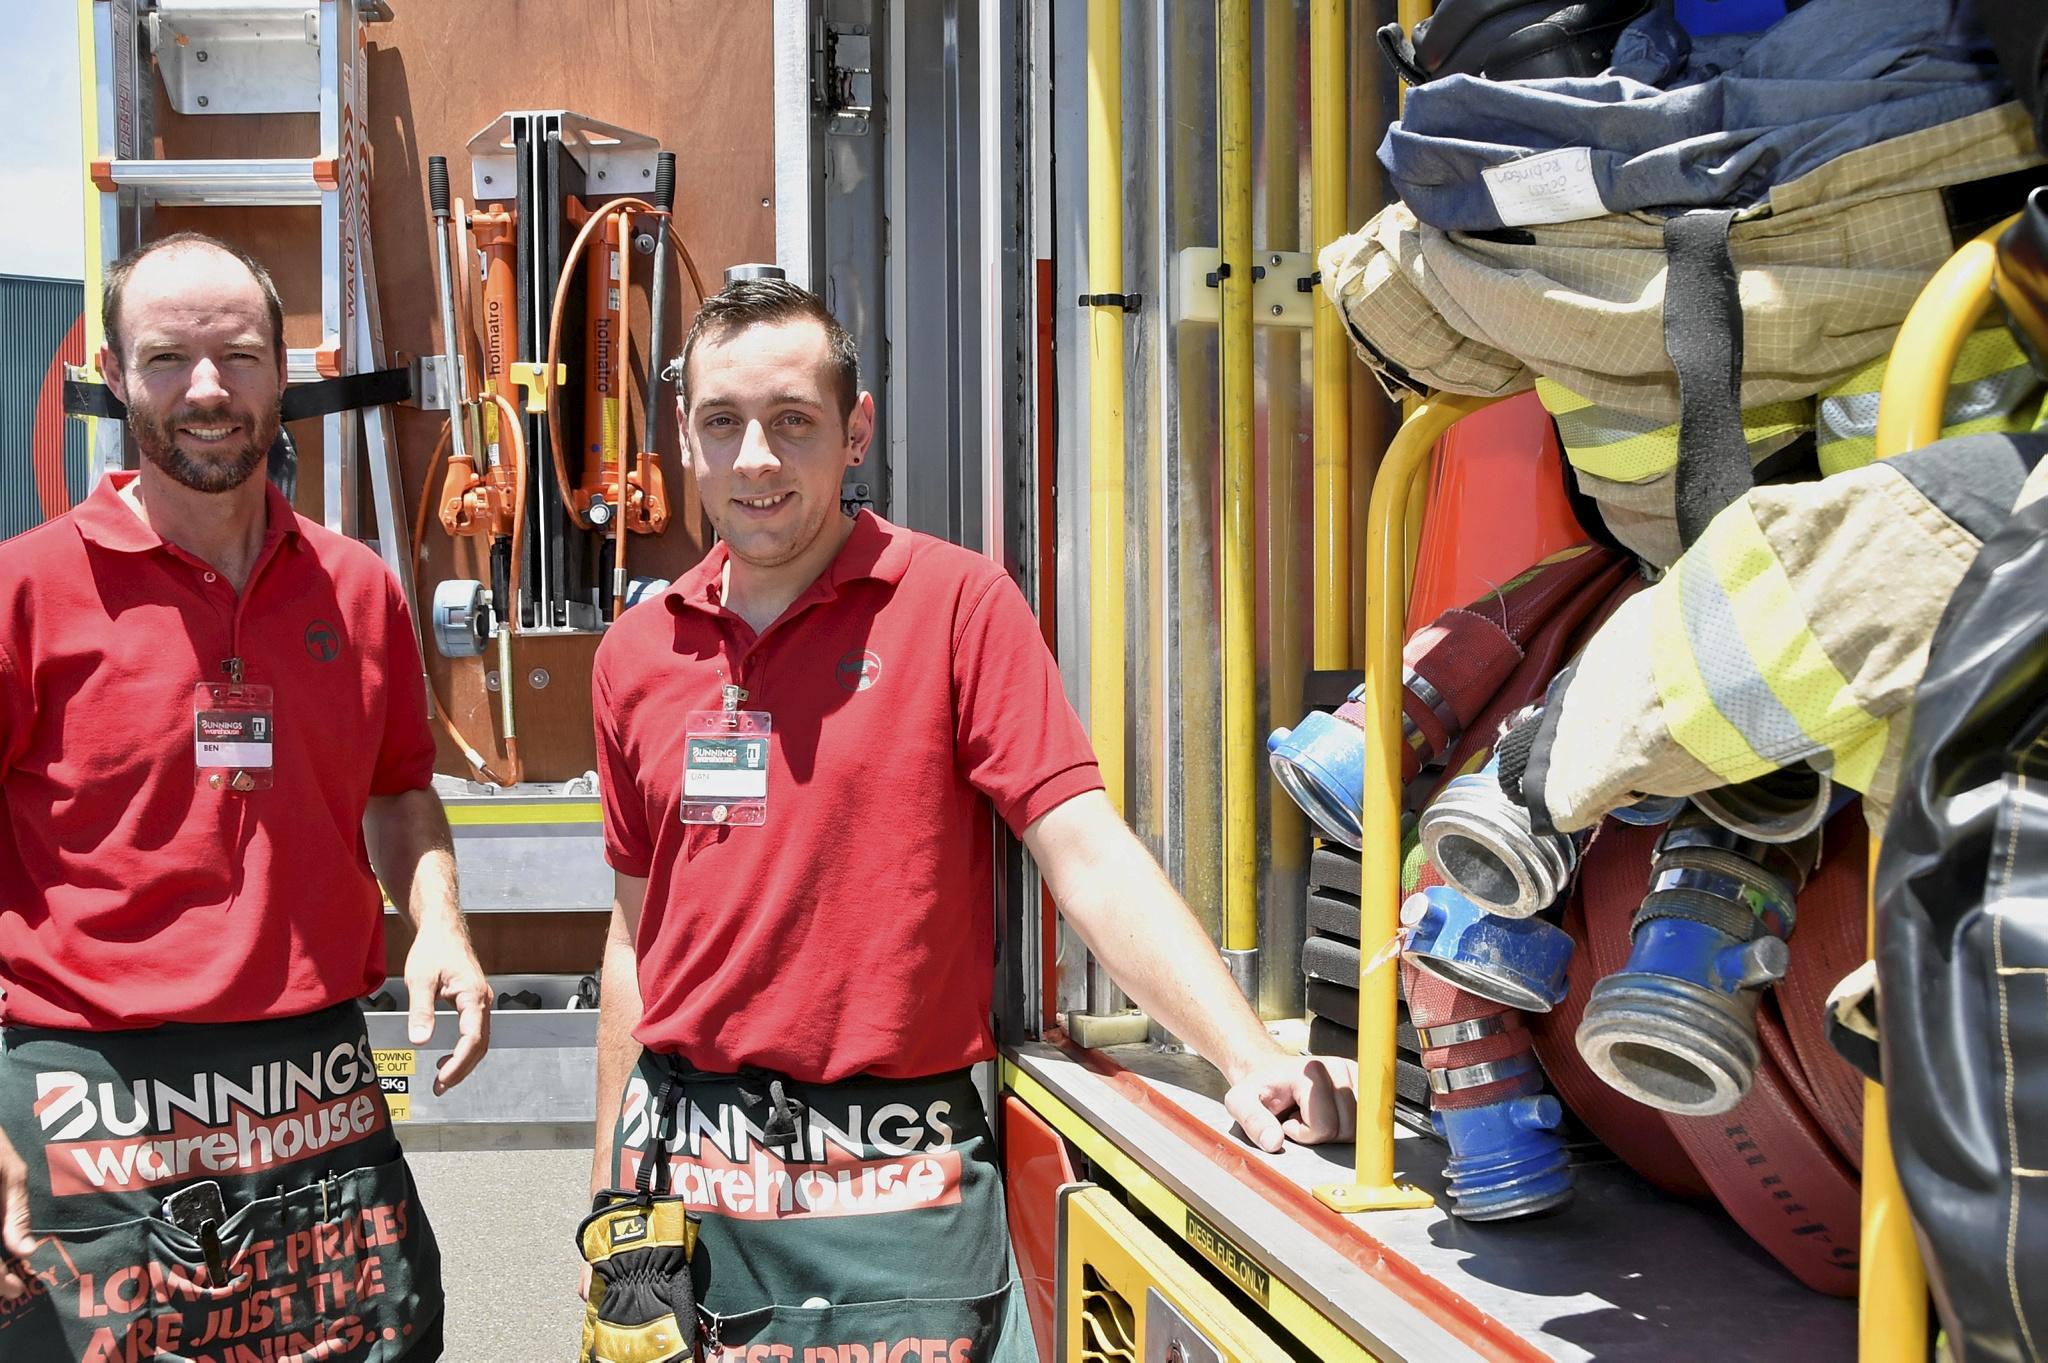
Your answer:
954,572 -> 1104,832
592,648 -> 654,877
370,579 -> 437,796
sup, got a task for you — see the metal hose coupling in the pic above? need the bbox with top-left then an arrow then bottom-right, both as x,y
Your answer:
1267,684 -> 1367,848
1406,967 -> 1574,1221
1419,756 -> 1577,918
1432,1092 -> 1575,1222
1576,810 -> 1820,1116
1401,886 -> 1573,1011
1688,767 -> 1833,844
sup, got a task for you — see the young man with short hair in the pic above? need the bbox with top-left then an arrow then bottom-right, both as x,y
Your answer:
587,278 -> 1355,1360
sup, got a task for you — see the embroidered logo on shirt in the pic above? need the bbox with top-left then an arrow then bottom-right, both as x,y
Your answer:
304,619 -> 341,663
835,649 -> 882,692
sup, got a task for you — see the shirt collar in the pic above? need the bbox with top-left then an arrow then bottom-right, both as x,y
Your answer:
73,470 -> 303,555
668,509 -> 912,619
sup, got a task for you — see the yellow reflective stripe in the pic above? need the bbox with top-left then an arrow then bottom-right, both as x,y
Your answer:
1819,400 -> 2048,476
1541,378 -> 1810,483
1653,553 -> 1774,785
1693,505 -> 1886,790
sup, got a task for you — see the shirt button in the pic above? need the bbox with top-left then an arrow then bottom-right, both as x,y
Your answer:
203,571 -> 218,583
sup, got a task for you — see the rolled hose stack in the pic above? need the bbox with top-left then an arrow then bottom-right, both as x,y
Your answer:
1529,817 -> 1865,1295
1268,544 -> 1626,847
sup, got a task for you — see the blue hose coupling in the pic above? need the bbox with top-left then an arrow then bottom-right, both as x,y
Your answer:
1576,811 -> 1817,1116
1432,1090 -> 1575,1221
1268,684 -> 1365,848
1400,887 -> 1573,1012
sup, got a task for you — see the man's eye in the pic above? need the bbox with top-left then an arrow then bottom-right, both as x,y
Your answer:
146,353 -> 183,367
777,413 -> 811,428
705,414 -> 737,428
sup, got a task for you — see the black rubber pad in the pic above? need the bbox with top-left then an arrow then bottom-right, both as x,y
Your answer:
1308,889 -> 1362,943
1310,844 -> 1363,898
1307,1016 -> 1431,1110
1303,933 -> 1362,985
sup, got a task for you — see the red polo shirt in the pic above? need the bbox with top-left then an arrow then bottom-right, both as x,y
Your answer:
594,511 -> 1102,1082
0,473 -> 436,1030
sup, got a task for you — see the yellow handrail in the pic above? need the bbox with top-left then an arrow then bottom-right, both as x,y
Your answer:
1219,0 -> 1258,956
1310,0 -> 1352,668
1086,0 -> 1128,816
1857,215 -> 2013,1363
1316,390 -> 1496,1213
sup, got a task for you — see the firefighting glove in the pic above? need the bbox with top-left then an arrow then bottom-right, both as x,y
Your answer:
577,1193 -> 700,1363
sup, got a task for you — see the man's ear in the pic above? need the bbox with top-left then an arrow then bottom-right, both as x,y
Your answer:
99,344 -> 127,405
846,391 -> 876,467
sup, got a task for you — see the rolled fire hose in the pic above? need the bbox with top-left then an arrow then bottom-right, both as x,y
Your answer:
1570,820 -> 1862,1296
1269,544 -> 1628,848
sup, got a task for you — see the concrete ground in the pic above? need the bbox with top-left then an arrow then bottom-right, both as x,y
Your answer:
404,1138 -> 593,1361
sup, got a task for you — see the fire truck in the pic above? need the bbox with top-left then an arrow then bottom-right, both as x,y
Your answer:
54,1 -> 2007,1358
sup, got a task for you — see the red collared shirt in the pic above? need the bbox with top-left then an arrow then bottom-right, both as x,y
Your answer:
594,511 -> 1102,1082
0,473 -> 435,1030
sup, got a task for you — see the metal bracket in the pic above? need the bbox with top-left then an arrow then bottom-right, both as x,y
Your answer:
818,21 -> 874,136
509,360 -> 566,414
1143,1289 -> 1224,1363
466,113 -> 662,200
149,2 -> 321,116
409,355 -> 456,412
1173,247 -> 1315,328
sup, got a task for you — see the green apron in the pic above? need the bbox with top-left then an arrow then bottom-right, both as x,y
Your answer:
606,1055 -> 1035,1363
0,1002 -> 442,1362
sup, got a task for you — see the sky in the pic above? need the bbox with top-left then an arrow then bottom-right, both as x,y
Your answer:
0,4 -> 86,281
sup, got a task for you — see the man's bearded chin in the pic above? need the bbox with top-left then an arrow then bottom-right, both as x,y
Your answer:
136,404 -> 280,494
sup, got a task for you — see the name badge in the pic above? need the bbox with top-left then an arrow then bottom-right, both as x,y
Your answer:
681,710 -> 772,825
194,682 -> 275,791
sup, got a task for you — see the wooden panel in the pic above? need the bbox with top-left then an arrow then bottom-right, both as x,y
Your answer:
384,908 -> 609,979
150,2 -> 776,780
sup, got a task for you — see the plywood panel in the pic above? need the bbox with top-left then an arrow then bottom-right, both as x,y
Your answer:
150,2 -> 777,780
384,909 -> 609,980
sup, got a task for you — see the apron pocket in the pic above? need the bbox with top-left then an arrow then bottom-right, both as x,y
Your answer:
1,1151 -> 439,1362
703,1280 -> 1031,1363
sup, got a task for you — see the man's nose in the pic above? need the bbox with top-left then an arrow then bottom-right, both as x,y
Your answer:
184,358 -> 231,406
733,418 -> 779,476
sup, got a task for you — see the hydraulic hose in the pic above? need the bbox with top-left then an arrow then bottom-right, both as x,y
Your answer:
543,198 -> 708,534
410,424 -> 512,786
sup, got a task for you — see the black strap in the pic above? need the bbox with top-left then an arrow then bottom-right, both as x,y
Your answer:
1663,209 -> 1748,549
635,1069 -> 683,1200
63,366 -> 414,424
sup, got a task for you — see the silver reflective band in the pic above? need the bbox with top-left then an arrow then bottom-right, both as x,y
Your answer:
1427,1053 -> 1536,1094
1416,1015 -> 1509,1049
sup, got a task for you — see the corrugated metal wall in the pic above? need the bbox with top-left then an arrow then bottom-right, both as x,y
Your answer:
0,274 -> 88,541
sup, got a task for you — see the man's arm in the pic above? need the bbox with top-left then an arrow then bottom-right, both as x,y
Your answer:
1024,789 -> 1357,1152
0,1126 -> 33,1299
364,786 -> 490,1096
590,872 -> 648,1200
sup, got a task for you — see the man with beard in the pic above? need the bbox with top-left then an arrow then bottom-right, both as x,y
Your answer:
581,279 -> 1357,1362
0,234 -> 485,1362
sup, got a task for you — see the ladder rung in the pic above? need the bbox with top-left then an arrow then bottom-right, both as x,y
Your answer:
286,345 -> 342,385
91,158 -> 336,205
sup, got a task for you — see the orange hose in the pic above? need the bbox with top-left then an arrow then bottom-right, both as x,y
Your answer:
410,422 -> 512,786
544,201 -> 710,532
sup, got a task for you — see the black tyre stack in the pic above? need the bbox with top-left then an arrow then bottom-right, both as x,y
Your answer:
1303,843 -> 1433,1131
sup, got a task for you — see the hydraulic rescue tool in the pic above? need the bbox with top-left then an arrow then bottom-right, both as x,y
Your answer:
543,152 -> 703,620
418,153 -> 527,785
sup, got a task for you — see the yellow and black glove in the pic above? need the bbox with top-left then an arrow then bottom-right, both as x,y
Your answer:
577,1193 -> 700,1363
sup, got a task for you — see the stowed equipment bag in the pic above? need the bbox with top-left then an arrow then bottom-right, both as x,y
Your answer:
579,1072 -> 701,1363
1875,450 -> 2048,1362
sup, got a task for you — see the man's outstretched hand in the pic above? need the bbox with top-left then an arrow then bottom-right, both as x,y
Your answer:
1223,1051 -> 1359,1153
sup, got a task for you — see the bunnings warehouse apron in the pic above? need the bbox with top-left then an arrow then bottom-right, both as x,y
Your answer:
606,1055 -> 1034,1363
0,1001 -> 442,1362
